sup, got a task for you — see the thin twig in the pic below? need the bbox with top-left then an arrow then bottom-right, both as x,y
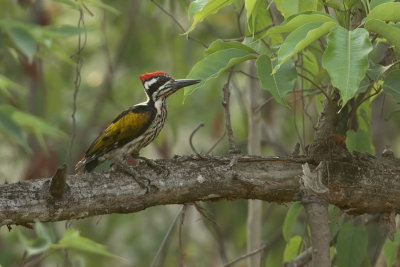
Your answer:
385,109 -> 400,121
194,203 -> 229,264
189,122 -> 205,158
231,80 -> 248,132
284,247 -> 312,267
292,85 -> 305,154
194,203 -> 219,227
234,70 -> 258,79
206,131 -> 226,155
220,244 -> 268,267
297,73 -> 331,102
300,56 -> 306,154
255,96 -> 274,113
222,25 -> 274,42
322,0 -> 330,14
222,71 -> 240,154
69,7 -> 87,167
150,0 -> 208,48
150,206 -> 185,267
236,4 -> 245,36
178,205 -> 188,267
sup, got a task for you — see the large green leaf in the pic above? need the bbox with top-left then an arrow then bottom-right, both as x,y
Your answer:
346,129 -> 374,154
370,0 -> 394,10
383,230 -> 400,267
185,48 -> 256,95
52,229 -> 123,259
83,0 -> 120,15
0,105 -> 67,149
256,55 -> 297,105
267,11 -> 336,35
5,25 -> 37,63
245,0 -> 257,20
42,25 -> 88,38
283,235 -> 302,261
205,39 -> 257,56
280,0 -> 315,18
336,222 -> 368,267
322,26 -> 372,104
282,201 -> 303,242
382,69 -> 400,101
0,106 -> 28,150
366,2 -> 400,22
186,0 -> 234,34
246,0 -> 271,38
365,19 -> 400,50
276,21 -> 337,70
242,37 -> 271,55
0,74 -> 24,97
18,222 -> 55,257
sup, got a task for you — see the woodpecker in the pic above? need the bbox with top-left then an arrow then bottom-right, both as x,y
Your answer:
75,72 -> 200,172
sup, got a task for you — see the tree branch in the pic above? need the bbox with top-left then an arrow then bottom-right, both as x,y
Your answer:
2,154 -> 400,227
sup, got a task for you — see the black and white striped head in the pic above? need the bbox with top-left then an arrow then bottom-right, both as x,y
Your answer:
139,72 -> 200,102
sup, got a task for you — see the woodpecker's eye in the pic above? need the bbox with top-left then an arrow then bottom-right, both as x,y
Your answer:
144,76 -> 171,94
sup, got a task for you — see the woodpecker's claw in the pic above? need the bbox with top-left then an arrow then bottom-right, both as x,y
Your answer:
136,156 -> 170,179
112,162 -> 151,193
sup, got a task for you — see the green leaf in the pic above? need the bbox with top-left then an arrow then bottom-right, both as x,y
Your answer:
280,0 -> 315,18
52,0 -> 81,10
83,0 -> 120,15
370,0 -> 394,10
358,101 -> 373,132
185,48 -> 256,95
42,25 -> 88,38
246,0 -> 271,39
383,230 -> 400,267
52,229 -> 124,260
336,222 -> 368,267
366,2 -> 400,22
18,222 -> 54,256
382,69 -> 400,101
0,106 -> 28,149
365,19 -> 400,50
0,105 -> 67,150
322,26 -> 372,105
283,235 -> 302,261
6,25 -> 37,63
242,37 -> 271,55
366,64 -> 385,82
0,74 -> 24,97
188,0 -> 208,19
205,40 -> 257,56
346,129 -> 374,153
245,0 -> 258,22
328,205 -> 344,239
282,202 -> 303,242
256,55 -> 297,105
186,0 -> 234,34
267,11 -> 336,35
277,21 -> 337,69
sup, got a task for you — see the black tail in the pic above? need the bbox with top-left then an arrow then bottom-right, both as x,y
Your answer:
84,159 -> 98,173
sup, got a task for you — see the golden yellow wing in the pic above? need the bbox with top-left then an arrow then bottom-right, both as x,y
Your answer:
86,105 -> 155,157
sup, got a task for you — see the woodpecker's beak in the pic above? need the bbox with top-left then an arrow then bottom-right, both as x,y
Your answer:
170,79 -> 201,90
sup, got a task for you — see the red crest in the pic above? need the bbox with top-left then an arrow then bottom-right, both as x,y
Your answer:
139,72 -> 169,82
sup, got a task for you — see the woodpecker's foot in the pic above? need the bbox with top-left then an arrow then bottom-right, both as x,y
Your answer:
112,162 -> 151,193
136,156 -> 169,178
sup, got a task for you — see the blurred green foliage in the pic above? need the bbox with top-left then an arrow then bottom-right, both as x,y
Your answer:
1,0 -> 400,266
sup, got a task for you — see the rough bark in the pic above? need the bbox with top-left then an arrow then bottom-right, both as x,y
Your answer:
1,154 -> 400,227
